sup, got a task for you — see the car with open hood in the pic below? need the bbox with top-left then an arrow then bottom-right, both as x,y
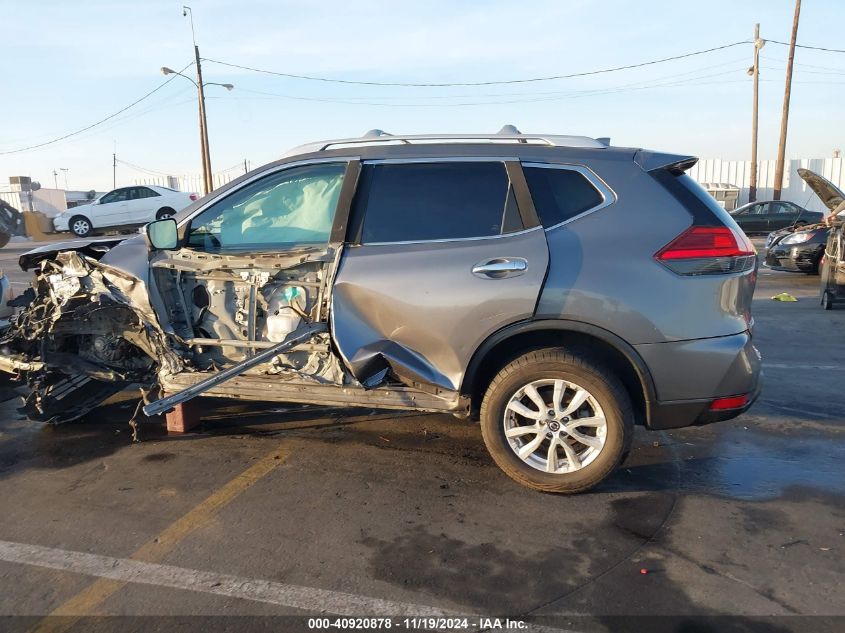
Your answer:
765,168 -> 845,274
0,128 -> 761,494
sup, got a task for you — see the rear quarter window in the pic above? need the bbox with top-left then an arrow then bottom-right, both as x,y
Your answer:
524,165 -> 605,227
674,173 -> 743,228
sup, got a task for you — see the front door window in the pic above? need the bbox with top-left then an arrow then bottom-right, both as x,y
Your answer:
186,163 -> 346,251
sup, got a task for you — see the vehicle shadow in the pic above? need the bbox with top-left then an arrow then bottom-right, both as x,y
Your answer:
0,392 -> 165,481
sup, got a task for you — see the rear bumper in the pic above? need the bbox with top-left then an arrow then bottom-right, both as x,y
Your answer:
647,380 -> 762,430
636,331 -> 762,430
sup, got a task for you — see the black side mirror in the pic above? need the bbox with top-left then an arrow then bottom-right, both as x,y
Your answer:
144,218 -> 178,251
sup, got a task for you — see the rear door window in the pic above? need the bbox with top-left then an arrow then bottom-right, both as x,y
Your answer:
523,165 -> 605,227
771,202 -> 796,216
356,162 -> 518,243
137,187 -> 160,199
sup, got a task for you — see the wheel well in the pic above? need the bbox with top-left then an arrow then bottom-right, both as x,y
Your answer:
466,329 -> 649,426
157,207 -> 176,217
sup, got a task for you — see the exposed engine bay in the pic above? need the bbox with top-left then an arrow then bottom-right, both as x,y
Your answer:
149,246 -> 346,385
0,242 -> 355,425
0,229 -> 468,426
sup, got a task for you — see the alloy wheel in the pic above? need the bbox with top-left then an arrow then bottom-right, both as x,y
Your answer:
503,378 -> 607,474
72,219 -> 90,235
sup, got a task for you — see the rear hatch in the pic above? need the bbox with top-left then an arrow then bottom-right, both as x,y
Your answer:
636,150 -> 758,333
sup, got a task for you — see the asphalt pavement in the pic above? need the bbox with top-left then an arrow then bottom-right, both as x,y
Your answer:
0,237 -> 842,633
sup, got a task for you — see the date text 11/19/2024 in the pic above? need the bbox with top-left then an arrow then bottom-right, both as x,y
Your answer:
307,617 -> 528,630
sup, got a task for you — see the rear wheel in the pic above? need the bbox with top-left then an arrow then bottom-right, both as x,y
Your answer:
69,215 -> 92,237
480,348 -> 633,494
156,207 -> 176,220
822,290 -> 834,310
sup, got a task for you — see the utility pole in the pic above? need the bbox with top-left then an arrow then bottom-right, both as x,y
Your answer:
53,170 -> 58,190
773,0 -> 801,200
748,24 -> 764,203
194,43 -> 213,195
163,8 -> 232,196
244,159 -> 248,175
184,6 -> 212,195
113,153 -> 117,189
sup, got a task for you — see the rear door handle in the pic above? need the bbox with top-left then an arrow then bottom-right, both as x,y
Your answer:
472,257 -> 528,279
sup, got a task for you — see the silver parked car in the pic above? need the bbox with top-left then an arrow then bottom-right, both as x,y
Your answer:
0,128 -> 761,493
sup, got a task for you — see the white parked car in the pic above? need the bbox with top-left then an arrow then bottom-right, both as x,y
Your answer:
53,185 -> 198,237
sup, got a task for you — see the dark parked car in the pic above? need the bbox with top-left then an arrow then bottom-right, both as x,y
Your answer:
0,200 -> 22,248
766,225 -> 829,273
730,199 -> 822,235
765,168 -> 845,275
0,128 -> 762,493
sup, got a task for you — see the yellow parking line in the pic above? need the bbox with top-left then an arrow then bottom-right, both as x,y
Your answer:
29,443 -> 292,632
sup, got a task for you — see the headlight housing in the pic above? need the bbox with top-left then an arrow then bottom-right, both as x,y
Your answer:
780,232 -> 814,245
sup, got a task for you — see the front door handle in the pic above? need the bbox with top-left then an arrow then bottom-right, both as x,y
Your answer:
472,257 -> 528,279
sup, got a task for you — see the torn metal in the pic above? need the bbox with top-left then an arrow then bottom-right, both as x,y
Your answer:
0,238 -> 468,426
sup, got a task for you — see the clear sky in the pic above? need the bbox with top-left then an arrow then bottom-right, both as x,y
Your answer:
1,0 -> 842,191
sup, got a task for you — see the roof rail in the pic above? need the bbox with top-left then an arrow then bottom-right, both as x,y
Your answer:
282,128 -> 608,157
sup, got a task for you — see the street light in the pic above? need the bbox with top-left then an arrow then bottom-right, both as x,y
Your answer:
161,67 -> 233,92
161,6 -> 234,196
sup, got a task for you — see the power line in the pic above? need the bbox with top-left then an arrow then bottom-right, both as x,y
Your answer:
248,56 -> 749,102
761,55 -> 845,72
115,158 -> 174,177
0,62 -> 194,156
768,39 -> 845,53
203,41 -> 750,87
234,66 -> 748,108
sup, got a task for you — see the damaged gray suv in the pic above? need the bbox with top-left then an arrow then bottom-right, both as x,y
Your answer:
0,129 -> 762,493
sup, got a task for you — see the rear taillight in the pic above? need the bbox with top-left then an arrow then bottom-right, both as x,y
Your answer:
189,193 -> 198,201
710,394 -> 749,410
655,226 -> 756,275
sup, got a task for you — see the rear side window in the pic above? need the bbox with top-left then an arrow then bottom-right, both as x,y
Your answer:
137,187 -> 160,199
524,166 -> 604,227
672,173 -> 744,229
357,162 -> 517,243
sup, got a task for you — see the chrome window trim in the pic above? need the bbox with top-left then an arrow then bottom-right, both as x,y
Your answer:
357,157 -> 533,246
521,162 -> 617,231
176,157 -> 356,229
360,225 -> 543,248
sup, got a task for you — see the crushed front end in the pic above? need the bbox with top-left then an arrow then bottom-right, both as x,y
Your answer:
0,249 -> 183,423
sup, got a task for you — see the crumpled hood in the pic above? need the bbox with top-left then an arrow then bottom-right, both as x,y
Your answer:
19,237 -> 126,271
798,168 -> 845,212
19,233 -> 151,278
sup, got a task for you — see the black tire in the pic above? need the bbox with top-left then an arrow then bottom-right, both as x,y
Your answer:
156,207 -> 176,220
822,290 -> 834,310
479,348 -> 634,494
0,232 -> 9,248
69,215 -> 92,237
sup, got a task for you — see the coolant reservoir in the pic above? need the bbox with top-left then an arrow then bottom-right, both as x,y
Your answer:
262,286 -> 307,342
